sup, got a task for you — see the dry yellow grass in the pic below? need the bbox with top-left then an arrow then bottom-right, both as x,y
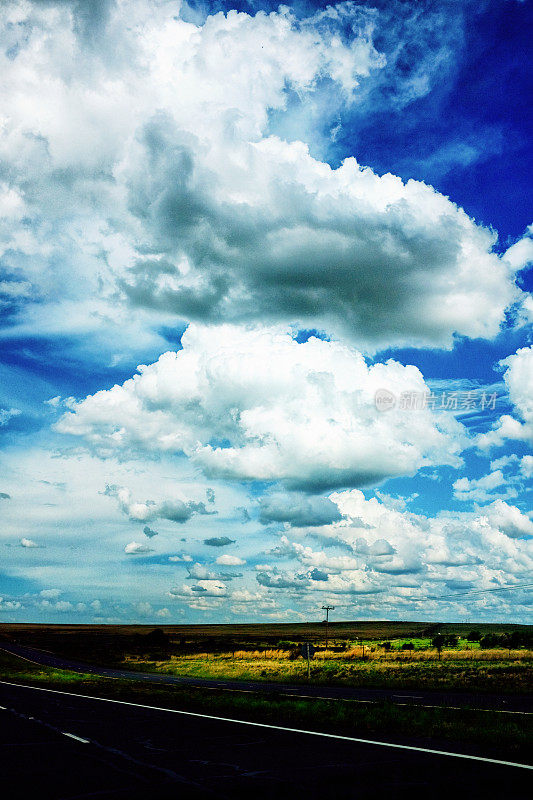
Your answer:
122,645 -> 533,694
314,647 -> 533,662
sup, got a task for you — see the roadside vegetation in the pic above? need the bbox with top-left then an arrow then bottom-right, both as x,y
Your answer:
0,650 -> 531,764
2,622 -> 531,694
123,632 -> 533,694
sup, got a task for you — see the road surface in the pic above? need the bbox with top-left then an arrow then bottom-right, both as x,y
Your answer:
0,679 -> 531,800
1,641 -> 532,714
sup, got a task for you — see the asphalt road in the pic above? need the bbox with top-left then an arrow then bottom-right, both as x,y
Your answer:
2,641 -> 532,714
0,680 -> 531,800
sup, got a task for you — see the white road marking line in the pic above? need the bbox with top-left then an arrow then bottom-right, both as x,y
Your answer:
0,679 -> 531,771
0,649 -> 44,667
0,705 -> 7,710
0,647 -> 118,678
61,732 -> 90,744
393,695 -> 423,699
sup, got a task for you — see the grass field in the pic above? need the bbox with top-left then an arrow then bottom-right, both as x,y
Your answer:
125,646 -> 533,693
2,621 -> 532,694
0,649 -> 531,763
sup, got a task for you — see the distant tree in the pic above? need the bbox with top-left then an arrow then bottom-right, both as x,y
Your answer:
432,634 -> 445,660
501,634 -> 513,657
508,630 -> 533,649
480,634 -> 501,649
382,641 -> 391,651
443,634 -> 458,647
467,630 -> 481,642
401,642 -> 414,652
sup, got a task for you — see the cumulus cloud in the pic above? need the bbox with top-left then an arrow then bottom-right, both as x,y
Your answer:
107,485 -> 214,524
520,455 -> 533,479
203,536 -> 235,547
143,525 -> 158,538
216,554 -> 246,566
482,500 -> 533,539
335,489 -> 532,577
453,470 -> 510,503
0,492 -> 10,500
169,580 -> 228,598
256,568 -> 310,590
257,489 -> 533,606
0,1 -> 524,354
57,325 -> 466,491
124,541 -> 154,554
40,588 -> 61,599
490,454 -> 519,472
0,597 -> 23,611
186,563 -> 217,581
20,537 -> 39,548
478,346 -> 533,448
120,122 -> 520,349
259,493 -> 343,527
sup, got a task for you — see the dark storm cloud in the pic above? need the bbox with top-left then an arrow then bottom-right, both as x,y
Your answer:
259,493 -> 343,527
203,536 -> 235,547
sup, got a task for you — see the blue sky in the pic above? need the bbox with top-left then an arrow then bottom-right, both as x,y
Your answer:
0,0 -> 531,625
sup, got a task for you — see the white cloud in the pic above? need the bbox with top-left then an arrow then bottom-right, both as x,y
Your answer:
489,454 -> 519,472
478,346 -> 533,448
259,493 -> 343,527
124,541 -> 154,554
20,537 -> 39,548
520,455 -> 533,479
216,554 -> 246,566
106,485 -> 213,523
169,580 -> 228,598
482,500 -> 533,539
503,228 -> 533,272
57,325 -> 466,491
453,470 -> 509,503
0,1 -> 524,353
40,588 -> 61,599
0,597 -> 23,611
186,563 -> 217,581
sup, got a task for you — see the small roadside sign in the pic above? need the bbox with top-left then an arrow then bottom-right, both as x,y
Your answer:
300,642 -> 315,659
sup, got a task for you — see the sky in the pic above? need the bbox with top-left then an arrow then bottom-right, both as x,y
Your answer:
0,0 -> 532,625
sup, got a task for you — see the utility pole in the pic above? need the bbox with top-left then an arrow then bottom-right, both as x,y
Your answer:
321,605 -> 335,650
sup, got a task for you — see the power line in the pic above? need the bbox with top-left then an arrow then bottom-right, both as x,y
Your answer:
434,581 -> 533,601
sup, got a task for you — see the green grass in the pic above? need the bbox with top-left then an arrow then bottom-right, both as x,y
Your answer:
1,650 -> 531,763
